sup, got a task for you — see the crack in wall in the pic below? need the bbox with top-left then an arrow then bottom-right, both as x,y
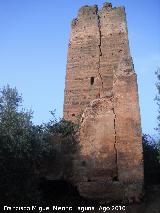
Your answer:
112,98 -> 119,181
97,11 -> 118,181
97,12 -> 104,92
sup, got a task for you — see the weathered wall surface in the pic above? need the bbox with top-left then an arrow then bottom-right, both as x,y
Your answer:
63,2 -> 144,202
63,5 -> 102,122
113,58 -> 143,184
63,3 -> 131,122
73,98 -> 117,182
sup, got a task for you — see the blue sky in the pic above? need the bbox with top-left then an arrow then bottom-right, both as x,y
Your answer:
0,0 -> 159,135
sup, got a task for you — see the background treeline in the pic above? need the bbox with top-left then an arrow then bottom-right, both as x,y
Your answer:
0,84 -> 160,205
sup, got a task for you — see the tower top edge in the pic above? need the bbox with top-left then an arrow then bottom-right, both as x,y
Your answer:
78,2 -> 125,14
71,2 -> 125,26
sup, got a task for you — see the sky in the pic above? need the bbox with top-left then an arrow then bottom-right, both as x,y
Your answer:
0,0 -> 160,136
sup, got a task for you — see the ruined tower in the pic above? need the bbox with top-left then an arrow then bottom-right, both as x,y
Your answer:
63,2 -> 144,201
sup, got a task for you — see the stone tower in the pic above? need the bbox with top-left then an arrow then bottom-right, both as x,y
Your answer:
63,2 -> 144,201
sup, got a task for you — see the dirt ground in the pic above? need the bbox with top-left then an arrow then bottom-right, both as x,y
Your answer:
124,185 -> 160,213
43,183 -> 160,213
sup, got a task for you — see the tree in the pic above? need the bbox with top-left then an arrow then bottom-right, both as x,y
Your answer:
142,134 -> 160,184
0,84 -> 33,138
155,67 -> 160,162
155,67 -> 160,135
0,85 -> 55,204
0,85 -> 79,204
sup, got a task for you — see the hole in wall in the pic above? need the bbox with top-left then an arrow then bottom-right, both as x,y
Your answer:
112,176 -> 119,182
82,161 -> 86,166
90,77 -> 94,85
72,113 -> 75,117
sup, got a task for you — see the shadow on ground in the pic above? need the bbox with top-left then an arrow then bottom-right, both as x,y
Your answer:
40,178 -> 160,213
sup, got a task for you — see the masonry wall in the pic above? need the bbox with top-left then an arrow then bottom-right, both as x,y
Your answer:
63,5 -> 100,121
64,3 -> 130,122
63,2 -> 144,202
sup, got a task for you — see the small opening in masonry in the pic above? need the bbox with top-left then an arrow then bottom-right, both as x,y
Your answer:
112,176 -> 119,181
90,77 -> 94,85
72,113 -> 75,117
82,161 -> 86,166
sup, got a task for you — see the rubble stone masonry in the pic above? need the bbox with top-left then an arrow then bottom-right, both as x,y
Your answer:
63,2 -> 144,202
